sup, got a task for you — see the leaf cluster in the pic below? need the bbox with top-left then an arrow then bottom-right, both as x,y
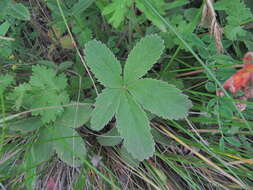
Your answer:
85,35 -> 192,160
10,65 -> 69,123
215,0 -> 253,40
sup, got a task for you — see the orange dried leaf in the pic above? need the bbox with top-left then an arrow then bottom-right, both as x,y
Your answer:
217,52 -> 253,111
221,52 -> 253,94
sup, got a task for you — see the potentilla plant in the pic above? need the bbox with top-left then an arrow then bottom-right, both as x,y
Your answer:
84,35 -> 192,161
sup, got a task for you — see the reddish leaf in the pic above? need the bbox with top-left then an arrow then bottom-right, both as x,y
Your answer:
217,52 -> 253,111
223,52 -> 253,94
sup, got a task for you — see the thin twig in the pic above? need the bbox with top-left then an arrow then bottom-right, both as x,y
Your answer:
0,36 -> 15,41
0,103 -> 92,124
56,0 -> 98,95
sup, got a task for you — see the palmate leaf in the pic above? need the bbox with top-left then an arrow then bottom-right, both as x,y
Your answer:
91,88 -> 122,131
129,79 -> 192,120
84,40 -> 123,87
116,91 -> 154,161
85,35 -> 192,161
124,34 -> 164,84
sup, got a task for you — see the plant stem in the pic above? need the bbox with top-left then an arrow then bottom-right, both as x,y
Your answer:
56,0 -> 98,95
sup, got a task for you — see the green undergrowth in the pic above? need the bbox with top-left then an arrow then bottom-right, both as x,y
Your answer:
0,0 -> 253,189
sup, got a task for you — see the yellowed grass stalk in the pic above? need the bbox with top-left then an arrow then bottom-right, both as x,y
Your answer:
158,125 -> 247,189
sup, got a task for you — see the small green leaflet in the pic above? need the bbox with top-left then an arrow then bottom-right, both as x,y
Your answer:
0,21 -> 11,36
91,88 -> 122,130
11,65 -> 69,123
30,104 -> 92,167
128,79 -> 192,120
7,2 -> 31,20
31,126 -> 54,164
215,0 -> 253,40
97,127 -> 122,146
85,35 -> 192,161
102,0 -> 133,28
0,74 -> 14,95
53,104 -> 91,167
124,35 -> 164,84
84,40 -> 123,87
10,117 -> 43,133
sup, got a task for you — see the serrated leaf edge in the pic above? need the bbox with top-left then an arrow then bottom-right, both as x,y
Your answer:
129,78 -> 193,120
124,34 -> 165,83
84,39 -> 123,87
116,92 -> 155,161
90,88 -> 122,131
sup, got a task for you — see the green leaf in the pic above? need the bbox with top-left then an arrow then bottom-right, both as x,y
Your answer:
224,25 -> 246,41
57,61 -> 73,71
135,0 -> 166,32
30,65 -> 67,90
120,146 -> 140,168
224,137 -> 241,147
84,40 -> 123,87
9,117 -> 43,133
0,0 -> 10,18
53,125 -> 86,167
116,91 -> 154,161
124,35 -> 164,84
23,154 -> 37,190
91,88 -> 122,131
8,3 -> 31,20
71,0 -> 95,16
0,74 -> 14,95
56,104 -> 92,128
219,137 -> 225,152
129,79 -> 192,120
97,127 -> 122,146
0,21 -> 11,36
102,0 -> 132,28
28,65 -> 69,123
31,126 -> 54,164
51,104 -> 91,166
151,128 -> 173,146
215,0 -> 252,41
10,83 -> 31,111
